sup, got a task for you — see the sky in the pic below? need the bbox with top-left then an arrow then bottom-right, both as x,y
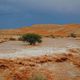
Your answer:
0,0 -> 80,29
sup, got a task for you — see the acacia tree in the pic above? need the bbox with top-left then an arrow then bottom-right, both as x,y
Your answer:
21,33 -> 42,45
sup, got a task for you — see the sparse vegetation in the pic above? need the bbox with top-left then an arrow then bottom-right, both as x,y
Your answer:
70,33 -> 76,38
9,37 -> 16,41
44,35 -> 55,38
18,36 -> 23,41
50,35 -> 55,38
21,33 -> 42,45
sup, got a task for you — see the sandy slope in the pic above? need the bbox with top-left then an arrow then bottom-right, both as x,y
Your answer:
0,24 -> 80,37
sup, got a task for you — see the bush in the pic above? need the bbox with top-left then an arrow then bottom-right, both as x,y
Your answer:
9,37 -> 16,41
50,35 -> 55,38
70,33 -> 76,38
18,36 -> 23,41
21,33 -> 42,45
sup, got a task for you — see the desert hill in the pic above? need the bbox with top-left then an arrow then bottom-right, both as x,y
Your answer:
0,24 -> 80,37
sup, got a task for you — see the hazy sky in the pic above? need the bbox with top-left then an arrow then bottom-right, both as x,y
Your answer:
0,0 -> 80,29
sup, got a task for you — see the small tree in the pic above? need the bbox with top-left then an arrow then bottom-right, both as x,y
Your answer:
21,33 -> 42,45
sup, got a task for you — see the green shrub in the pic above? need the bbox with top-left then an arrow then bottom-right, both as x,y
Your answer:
21,33 -> 42,45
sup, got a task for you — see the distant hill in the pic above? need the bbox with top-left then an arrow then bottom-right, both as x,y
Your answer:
0,24 -> 80,37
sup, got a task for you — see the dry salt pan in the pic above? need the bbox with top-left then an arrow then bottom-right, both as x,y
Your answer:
0,47 -> 70,59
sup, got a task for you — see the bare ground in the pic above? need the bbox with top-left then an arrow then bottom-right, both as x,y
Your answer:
0,38 -> 80,58
0,38 -> 80,80
0,48 -> 80,80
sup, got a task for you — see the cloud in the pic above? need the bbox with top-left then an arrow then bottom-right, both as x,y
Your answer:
0,0 -> 80,15
26,0 -> 80,14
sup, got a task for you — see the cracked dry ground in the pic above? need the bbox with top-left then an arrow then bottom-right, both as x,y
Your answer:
0,49 -> 80,80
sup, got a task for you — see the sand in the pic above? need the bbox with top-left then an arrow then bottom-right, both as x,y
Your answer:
0,38 -> 80,59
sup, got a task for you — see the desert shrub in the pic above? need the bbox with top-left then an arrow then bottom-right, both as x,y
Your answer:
18,36 -> 23,41
4,38 -> 8,40
44,35 -> 55,38
50,35 -> 55,38
44,35 -> 50,38
9,37 -> 16,41
70,33 -> 76,38
21,33 -> 42,45
29,72 -> 47,80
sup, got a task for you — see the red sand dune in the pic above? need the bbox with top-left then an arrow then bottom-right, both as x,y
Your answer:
0,24 -> 80,37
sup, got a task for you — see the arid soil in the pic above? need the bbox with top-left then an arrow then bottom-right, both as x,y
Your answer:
0,24 -> 80,37
0,38 -> 80,58
0,37 -> 80,80
0,48 -> 80,80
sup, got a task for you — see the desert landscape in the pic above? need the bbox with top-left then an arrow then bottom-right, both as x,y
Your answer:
0,0 -> 80,79
0,24 -> 80,80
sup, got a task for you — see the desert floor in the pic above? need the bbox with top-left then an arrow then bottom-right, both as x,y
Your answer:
0,38 -> 80,80
0,38 -> 80,58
